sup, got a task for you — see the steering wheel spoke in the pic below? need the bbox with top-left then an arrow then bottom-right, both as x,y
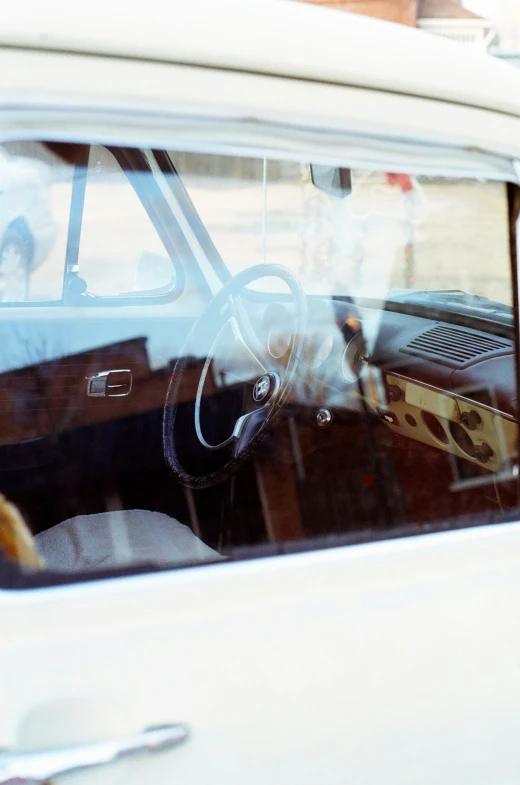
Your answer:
231,407 -> 270,458
227,294 -> 275,374
228,315 -> 269,377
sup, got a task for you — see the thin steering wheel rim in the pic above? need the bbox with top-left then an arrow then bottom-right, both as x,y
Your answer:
163,264 -> 307,489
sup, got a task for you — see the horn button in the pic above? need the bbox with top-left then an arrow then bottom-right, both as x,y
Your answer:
253,373 -> 279,405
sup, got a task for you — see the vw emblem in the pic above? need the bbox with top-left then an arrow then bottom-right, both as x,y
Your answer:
253,375 -> 272,403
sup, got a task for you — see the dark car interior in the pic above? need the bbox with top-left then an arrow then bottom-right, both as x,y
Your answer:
0,142 -> 518,584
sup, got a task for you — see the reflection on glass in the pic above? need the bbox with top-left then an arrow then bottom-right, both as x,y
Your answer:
78,147 -> 174,298
0,143 -> 72,303
0,142 -> 517,583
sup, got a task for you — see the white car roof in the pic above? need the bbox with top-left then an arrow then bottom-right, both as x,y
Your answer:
4,0 -> 520,118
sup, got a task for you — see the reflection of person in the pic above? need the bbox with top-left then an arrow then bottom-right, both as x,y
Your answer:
345,171 -> 429,295
384,173 -> 413,194
384,173 -> 415,288
299,165 -> 365,295
299,165 -> 336,287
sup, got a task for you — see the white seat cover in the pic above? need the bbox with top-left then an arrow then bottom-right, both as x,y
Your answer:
35,509 -> 219,572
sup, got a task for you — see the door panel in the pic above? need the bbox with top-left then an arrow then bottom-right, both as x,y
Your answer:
2,523 -> 520,785
1,125 -> 519,785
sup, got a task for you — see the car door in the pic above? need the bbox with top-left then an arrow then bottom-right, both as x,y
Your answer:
2,49 -> 520,785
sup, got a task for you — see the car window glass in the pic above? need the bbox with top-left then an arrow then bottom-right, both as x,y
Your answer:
0,142 -> 518,586
175,153 -> 511,304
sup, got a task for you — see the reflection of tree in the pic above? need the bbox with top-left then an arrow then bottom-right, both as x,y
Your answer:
1,324 -> 79,439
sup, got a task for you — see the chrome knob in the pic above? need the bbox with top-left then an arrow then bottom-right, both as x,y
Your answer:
316,408 -> 332,428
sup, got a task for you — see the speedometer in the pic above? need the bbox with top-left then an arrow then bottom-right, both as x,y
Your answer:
267,324 -> 292,359
308,333 -> 334,369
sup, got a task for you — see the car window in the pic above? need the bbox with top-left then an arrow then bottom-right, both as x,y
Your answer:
0,141 -> 518,585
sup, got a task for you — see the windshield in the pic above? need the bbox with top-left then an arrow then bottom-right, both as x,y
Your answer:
171,153 -> 512,319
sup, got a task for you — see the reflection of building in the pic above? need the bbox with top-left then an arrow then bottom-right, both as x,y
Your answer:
418,1 -> 496,49
297,0 -> 496,49
0,336 -> 217,446
0,338 -> 153,444
294,0 -> 418,25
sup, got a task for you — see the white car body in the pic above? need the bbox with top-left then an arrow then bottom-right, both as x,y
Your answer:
1,3 -> 520,785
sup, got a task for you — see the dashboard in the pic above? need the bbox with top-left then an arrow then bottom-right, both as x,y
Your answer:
376,371 -> 516,475
261,295 -> 518,477
0,293 -> 516,482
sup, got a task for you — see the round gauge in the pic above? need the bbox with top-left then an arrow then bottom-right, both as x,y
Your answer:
308,333 -> 334,369
341,332 -> 367,382
267,325 -> 292,359
262,303 -> 294,360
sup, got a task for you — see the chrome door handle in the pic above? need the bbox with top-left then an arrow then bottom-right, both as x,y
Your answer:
0,723 -> 188,785
86,369 -> 132,397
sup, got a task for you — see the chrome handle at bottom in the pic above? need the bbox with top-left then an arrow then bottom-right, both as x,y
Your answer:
0,723 -> 189,785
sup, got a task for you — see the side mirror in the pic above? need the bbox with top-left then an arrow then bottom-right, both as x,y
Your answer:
310,165 -> 352,199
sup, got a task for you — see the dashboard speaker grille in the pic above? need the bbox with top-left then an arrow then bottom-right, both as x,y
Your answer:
402,325 -> 511,367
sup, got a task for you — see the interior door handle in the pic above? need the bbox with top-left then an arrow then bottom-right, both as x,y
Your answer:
0,723 -> 188,785
86,369 -> 132,398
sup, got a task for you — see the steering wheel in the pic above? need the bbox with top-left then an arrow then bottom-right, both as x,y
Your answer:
163,264 -> 307,488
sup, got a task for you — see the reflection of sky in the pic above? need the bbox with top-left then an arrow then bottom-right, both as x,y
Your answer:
0,312 -> 176,375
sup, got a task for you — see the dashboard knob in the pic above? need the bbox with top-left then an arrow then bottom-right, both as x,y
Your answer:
316,408 -> 333,428
387,383 -> 403,403
461,409 -> 482,431
473,442 -> 493,464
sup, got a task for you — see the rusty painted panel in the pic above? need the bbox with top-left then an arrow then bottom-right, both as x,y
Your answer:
298,0 -> 418,26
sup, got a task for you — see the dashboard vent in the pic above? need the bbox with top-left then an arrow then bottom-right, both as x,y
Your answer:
402,325 -> 512,367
